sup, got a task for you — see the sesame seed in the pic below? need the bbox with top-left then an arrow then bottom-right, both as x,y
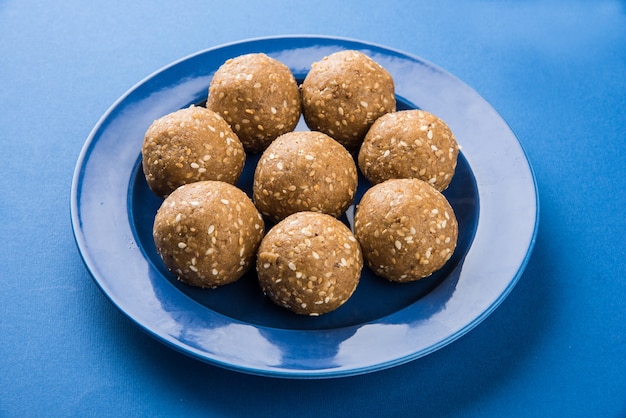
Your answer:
288,262 -> 297,271
220,199 -> 229,205
395,240 -> 402,249
177,242 -> 187,249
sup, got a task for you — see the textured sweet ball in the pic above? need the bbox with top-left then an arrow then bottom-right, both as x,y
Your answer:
354,178 -> 458,282
153,181 -> 265,288
256,212 -> 363,316
141,106 -> 245,199
358,110 -> 459,191
301,50 -> 396,150
252,131 -> 358,222
207,53 -> 302,153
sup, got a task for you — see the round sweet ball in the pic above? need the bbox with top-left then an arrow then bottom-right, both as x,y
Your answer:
354,178 -> 458,282
358,110 -> 459,191
141,106 -> 245,199
153,181 -> 265,288
301,50 -> 396,150
253,131 -> 358,222
256,212 -> 363,316
207,53 -> 302,153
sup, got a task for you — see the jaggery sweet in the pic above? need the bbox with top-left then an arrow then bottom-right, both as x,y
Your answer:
256,212 -> 362,315
358,109 -> 459,191
301,50 -> 395,150
253,131 -> 358,222
207,53 -> 301,153
141,106 -> 245,198
354,178 -> 458,282
153,181 -> 264,288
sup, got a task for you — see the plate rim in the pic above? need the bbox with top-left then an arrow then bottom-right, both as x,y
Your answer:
70,34 -> 539,379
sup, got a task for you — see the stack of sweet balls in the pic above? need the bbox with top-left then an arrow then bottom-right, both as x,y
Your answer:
142,50 -> 459,316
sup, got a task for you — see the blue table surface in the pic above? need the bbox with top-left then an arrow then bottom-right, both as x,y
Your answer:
1,1 -> 624,416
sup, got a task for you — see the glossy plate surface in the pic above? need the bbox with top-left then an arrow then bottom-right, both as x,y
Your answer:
71,36 -> 538,378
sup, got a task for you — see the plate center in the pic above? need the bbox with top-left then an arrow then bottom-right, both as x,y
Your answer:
128,98 -> 479,331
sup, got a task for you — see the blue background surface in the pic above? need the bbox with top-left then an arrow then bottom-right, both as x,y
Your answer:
1,1 -> 624,416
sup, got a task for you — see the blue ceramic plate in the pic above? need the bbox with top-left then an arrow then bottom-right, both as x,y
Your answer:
71,36 -> 538,378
